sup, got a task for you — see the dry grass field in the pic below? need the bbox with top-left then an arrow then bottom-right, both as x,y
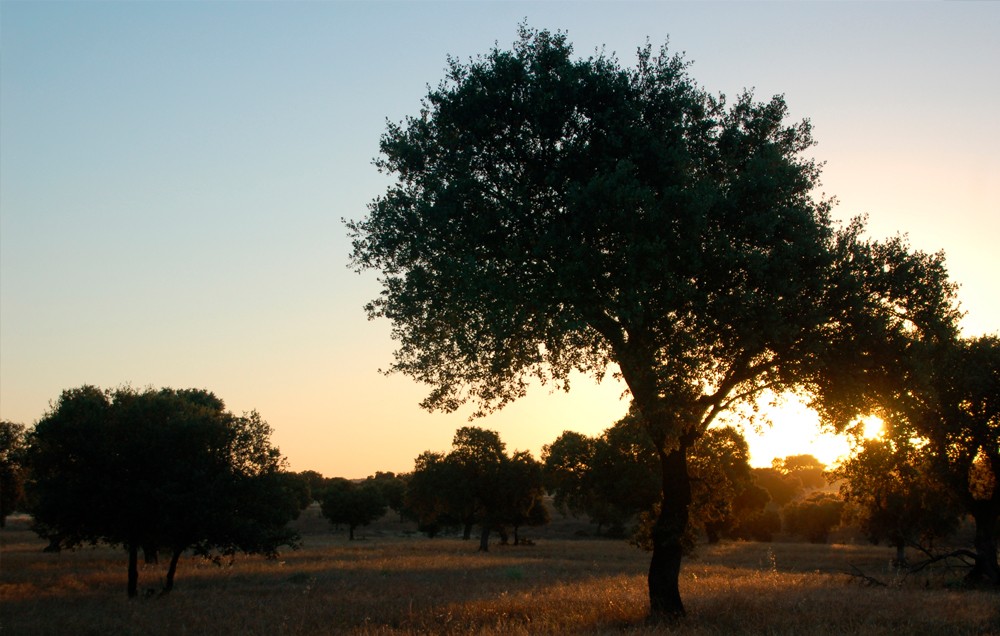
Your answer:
2,507 -> 998,635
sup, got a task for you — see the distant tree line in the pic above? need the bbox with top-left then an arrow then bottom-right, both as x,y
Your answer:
2,337 -> 996,602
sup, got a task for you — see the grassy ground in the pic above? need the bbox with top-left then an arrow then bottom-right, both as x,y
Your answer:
2,508 -> 998,635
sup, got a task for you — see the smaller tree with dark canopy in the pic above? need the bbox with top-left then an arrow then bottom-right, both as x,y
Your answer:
495,450 -> 548,545
541,430 -> 596,518
25,386 -> 300,598
366,471 -> 408,520
688,426 -> 760,543
405,427 -> 545,549
1,420 -> 28,527
876,335 -> 1000,584
278,471 -> 315,513
296,470 -> 330,503
545,411 -> 761,547
728,499 -> 782,543
752,466 -> 805,508
783,492 -> 845,544
320,479 -> 387,540
774,454 -> 827,490
542,414 -> 661,537
403,451 -> 466,537
832,437 -> 960,565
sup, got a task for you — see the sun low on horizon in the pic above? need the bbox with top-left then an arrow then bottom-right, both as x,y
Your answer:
736,395 -> 885,471
268,372 -> 882,480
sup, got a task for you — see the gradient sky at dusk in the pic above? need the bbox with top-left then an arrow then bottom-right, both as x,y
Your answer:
2,2 -> 997,477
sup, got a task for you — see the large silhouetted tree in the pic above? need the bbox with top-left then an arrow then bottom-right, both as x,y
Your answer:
25,386 -> 300,597
348,26 -> 959,618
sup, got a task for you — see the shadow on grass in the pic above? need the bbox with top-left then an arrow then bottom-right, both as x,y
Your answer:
5,520 -> 998,635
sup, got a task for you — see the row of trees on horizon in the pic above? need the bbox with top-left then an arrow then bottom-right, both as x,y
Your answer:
296,419 -> 974,562
2,381 -> 993,599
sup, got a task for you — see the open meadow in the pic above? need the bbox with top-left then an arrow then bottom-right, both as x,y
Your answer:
2,508 -> 998,635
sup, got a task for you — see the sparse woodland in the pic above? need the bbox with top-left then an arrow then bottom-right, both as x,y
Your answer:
2,24 -> 998,634
2,503 -> 998,635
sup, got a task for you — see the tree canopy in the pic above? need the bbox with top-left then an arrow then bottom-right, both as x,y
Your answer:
876,335 -> 1000,583
404,427 -> 546,549
25,386 -> 301,597
1,420 -> 28,527
348,25 -> 960,618
782,492 -> 844,544
832,437 -> 960,565
545,412 -> 764,547
320,479 -> 388,540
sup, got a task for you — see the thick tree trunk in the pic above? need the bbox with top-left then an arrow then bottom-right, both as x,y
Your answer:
478,525 -> 490,552
163,548 -> 183,593
648,446 -> 691,620
967,507 -> 1000,585
127,545 -> 139,598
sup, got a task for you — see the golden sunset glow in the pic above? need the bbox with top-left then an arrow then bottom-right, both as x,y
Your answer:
858,415 -> 886,441
1,3 -> 996,478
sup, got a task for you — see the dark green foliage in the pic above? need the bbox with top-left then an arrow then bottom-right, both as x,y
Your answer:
25,386 -> 300,597
295,470 -> 330,503
543,413 -> 660,537
403,451 -> 466,537
496,450 -> 548,545
320,480 -> 387,540
1,420 -> 28,527
752,467 -> 804,508
690,427 -> 764,543
365,472 -> 407,518
878,336 -> 1000,583
783,492 -> 845,544
729,506 -> 782,543
278,472 -> 314,512
348,24 -> 960,617
832,438 -> 959,565
541,431 -> 597,520
593,414 -> 662,537
545,412 -> 763,547
774,454 -> 827,490
404,427 -> 547,549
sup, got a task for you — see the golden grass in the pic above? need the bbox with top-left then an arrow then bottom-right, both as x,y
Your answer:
2,513 -> 998,635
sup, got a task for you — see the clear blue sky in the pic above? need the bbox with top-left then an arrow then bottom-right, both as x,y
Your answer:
2,1 -> 997,478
